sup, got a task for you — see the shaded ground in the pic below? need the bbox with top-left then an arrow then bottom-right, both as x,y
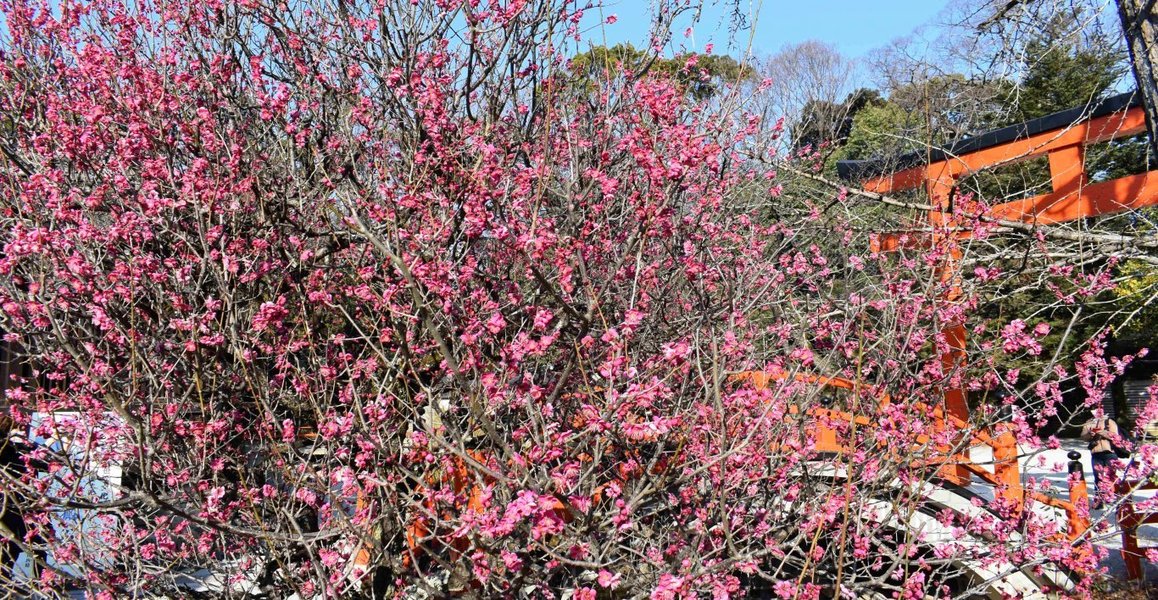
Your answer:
1092,581 -> 1158,599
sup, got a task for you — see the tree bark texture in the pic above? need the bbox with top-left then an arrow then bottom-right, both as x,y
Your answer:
1118,0 -> 1158,156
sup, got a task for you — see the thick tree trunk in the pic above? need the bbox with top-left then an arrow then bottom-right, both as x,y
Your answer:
1117,0 -> 1158,157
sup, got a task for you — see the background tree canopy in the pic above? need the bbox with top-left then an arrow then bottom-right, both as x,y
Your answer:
568,43 -> 753,100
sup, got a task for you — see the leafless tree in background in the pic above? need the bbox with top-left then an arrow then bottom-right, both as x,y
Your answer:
758,41 -> 856,150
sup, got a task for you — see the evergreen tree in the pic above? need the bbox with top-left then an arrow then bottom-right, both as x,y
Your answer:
568,43 -> 752,101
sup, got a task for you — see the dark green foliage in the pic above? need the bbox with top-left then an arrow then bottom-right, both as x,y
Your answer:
793,88 -> 886,152
1016,35 -> 1123,121
824,75 -> 1015,175
568,44 -> 752,100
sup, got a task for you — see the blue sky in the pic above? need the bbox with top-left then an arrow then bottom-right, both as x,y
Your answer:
586,0 -> 948,59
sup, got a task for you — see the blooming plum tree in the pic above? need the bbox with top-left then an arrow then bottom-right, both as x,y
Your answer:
0,0 -> 1154,598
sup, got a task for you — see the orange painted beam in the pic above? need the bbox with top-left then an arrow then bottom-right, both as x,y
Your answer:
862,106 -> 1148,195
870,231 -> 936,253
989,170 -> 1158,225
862,165 -> 927,196
951,109 -> 1147,177
1048,144 -> 1086,198
926,165 -> 956,206
938,322 -> 971,486
875,168 -> 1158,239
992,425 -> 1022,507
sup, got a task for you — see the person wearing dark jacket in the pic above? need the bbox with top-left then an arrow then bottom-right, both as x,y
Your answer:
1081,415 -> 1121,508
0,417 -> 46,581
0,426 -> 30,577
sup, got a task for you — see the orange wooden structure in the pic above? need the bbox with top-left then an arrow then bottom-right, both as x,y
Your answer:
839,91 -> 1158,487
1115,477 -> 1158,580
762,373 -> 1088,533
843,92 -> 1156,229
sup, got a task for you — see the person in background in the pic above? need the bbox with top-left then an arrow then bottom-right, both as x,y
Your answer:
0,415 -> 29,578
0,415 -> 46,582
1081,414 -> 1121,508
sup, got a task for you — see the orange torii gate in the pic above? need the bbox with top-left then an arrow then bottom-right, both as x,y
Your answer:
837,91 -> 1158,484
